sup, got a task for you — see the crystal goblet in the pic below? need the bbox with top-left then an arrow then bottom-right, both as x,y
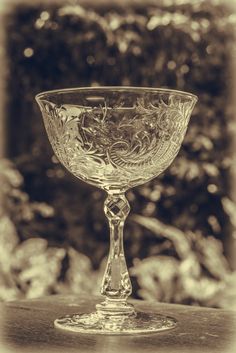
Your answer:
36,86 -> 197,334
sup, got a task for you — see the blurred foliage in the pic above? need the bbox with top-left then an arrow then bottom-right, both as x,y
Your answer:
0,160 -> 101,300
130,215 -> 236,308
0,159 -> 236,307
0,0 -> 236,306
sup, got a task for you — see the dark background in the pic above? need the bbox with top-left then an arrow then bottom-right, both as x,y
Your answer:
0,0 -> 236,307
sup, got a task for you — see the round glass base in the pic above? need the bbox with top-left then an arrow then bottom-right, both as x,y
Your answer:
54,311 -> 177,335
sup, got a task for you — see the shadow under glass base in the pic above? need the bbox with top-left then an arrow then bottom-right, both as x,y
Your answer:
54,311 -> 177,335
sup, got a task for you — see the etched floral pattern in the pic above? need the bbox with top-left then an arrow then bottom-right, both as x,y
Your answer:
39,91 -> 196,192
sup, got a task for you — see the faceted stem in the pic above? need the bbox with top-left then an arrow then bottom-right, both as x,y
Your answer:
96,193 -> 134,316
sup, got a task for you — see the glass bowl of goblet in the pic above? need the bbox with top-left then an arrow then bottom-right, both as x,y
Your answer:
36,86 -> 197,334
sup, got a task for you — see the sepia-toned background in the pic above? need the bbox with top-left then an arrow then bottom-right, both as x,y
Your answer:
0,0 -> 236,309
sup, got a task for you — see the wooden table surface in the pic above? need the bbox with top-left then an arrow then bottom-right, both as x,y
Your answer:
0,295 -> 235,353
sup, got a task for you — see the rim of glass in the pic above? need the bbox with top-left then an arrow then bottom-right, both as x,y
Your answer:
35,86 -> 198,102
